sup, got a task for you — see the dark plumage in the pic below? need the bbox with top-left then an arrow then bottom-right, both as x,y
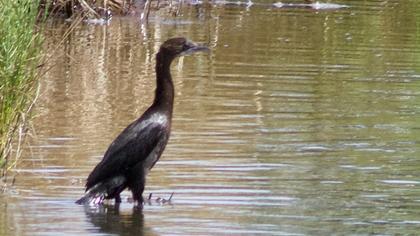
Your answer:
76,37 -> 209,205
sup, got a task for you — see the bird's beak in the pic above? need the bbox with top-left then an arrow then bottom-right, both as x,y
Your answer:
181,42 -> 210,56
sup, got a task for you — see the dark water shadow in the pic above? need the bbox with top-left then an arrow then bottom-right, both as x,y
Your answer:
84,204 -> 158,236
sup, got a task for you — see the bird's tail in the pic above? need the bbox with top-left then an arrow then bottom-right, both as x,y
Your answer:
75,176 -> 126,205
75,183 -> 107,205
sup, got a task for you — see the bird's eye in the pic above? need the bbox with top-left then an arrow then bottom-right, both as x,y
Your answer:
182,44 -> 190,51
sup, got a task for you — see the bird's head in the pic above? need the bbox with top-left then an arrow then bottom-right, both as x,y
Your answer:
159,37 -> 209,59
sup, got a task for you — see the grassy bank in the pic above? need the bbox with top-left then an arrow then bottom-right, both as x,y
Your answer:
0,0 -> 43,176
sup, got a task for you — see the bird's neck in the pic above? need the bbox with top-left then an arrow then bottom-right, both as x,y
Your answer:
152,52 -> 174,114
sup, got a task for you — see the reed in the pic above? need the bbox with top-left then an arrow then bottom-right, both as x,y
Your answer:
0,0 -> 44,176
41,0 -> 136,17
39,1 -> 185,22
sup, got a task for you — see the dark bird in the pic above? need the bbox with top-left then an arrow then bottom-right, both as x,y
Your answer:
76,37 -> 209,206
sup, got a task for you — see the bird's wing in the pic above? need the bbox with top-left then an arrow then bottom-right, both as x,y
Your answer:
85,115 -> 168,189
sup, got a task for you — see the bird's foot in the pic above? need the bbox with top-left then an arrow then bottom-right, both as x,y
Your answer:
147,192 -> 174,205
133,202 -> 144,210
115,195 -> 122,203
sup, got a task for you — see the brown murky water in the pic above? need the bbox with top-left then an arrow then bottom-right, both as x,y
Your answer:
2,1 -> 420,235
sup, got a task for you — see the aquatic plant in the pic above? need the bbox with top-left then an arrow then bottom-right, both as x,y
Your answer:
0,0 -> 43,176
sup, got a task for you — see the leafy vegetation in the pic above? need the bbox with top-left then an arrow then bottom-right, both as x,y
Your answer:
0,0 -> 43,176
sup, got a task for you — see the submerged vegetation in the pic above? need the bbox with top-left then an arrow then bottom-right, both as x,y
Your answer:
0,0 -> 44,177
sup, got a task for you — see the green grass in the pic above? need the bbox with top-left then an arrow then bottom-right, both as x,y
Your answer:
0,0 -> 43,175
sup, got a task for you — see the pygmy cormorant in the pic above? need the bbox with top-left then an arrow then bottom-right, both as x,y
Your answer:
76,37 -> 209,205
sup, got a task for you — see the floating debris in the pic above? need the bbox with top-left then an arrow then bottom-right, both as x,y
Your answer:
273,1 -> 349,10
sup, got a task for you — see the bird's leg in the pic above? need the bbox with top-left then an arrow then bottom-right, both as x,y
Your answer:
115,194 -> 122,203
128,165 -> 146,205
132,193 -> 144,210
132,189 -> 144,205
134,203 -> 144,210
130,175 -> 145,205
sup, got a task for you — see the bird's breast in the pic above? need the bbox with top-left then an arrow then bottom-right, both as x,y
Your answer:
144,134 -> 169,171
150,113 -> 169,125
140,112 -> 169,130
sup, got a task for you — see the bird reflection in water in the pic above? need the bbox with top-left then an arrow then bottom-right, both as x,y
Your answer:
83,204 -> 158,236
